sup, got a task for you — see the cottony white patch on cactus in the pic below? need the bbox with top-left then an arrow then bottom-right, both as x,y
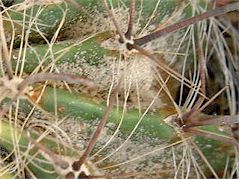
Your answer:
58,6 -> 187,109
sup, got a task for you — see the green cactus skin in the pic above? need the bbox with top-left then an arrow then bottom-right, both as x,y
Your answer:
37,87 -> 235,176
0,120 -> 78,178
4,0 -> 189,46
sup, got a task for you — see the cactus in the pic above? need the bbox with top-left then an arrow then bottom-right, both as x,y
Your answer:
3,0 -> 185,46
0,0 -> 238,178
0,120 -> 103,178
34,87 -> 236,176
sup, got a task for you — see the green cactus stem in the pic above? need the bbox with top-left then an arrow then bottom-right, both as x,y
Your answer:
0,120 -> 78,178
3,0 -> 189,46
33,87 -> 235,175
11,31 -> 115,73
